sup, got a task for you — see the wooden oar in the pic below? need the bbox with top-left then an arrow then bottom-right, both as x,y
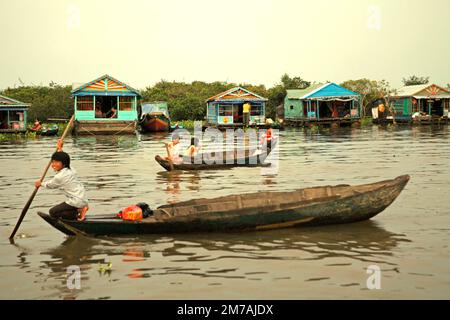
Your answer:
9,115 -> 75,239
165,143 -> 175,171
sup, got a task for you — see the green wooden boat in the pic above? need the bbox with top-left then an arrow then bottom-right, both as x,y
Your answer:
38,175 -> 409,237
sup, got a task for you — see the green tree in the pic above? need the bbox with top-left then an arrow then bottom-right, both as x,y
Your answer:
340,79 -> 381,117
280,73 -> 310,90
402,75 -> 429,86
1,83 -> 73,121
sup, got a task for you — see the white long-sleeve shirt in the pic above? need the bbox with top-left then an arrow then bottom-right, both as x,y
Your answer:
42,167 -> 88,208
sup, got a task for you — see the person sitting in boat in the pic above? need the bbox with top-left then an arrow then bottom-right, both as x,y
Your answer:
35,139 -> 89,221
106,107 -> 117,118
164,133 -> 183,164
30,119 -> 42,132
260,126 -> 273,150
184,137 -> 200,157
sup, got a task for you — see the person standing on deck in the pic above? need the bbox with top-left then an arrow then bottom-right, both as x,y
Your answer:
243,102 -> 251,127
35,139 -> 89,221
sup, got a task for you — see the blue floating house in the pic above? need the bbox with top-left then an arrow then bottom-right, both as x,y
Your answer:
0,94 -> 30,133
206,87 -> 267,127
71,74 -> 141,135
284,83 -> 361,125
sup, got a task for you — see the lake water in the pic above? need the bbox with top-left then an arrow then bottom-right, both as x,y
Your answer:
0,125 -> 449,299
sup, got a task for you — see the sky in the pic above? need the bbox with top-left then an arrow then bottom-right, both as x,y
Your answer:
0,0 -> 449,90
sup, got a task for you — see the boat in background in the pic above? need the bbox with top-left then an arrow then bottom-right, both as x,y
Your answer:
29,125 -> 59,136
139,102 -> 170,132
38,175 -> 410,236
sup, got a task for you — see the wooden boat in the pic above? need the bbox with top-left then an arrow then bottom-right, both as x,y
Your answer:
38,175 -> 409,237
36,127 -> 59,136
29,126 -> 59,136
155,138 -> 277,171
139,102 -> 170,132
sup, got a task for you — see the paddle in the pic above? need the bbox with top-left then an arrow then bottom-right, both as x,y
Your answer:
9,115 -> 75,240
165,143 -> 175,171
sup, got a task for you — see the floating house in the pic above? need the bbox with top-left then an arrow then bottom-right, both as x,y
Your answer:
206,87 -> 267,127
389,84 -> 450,123
284,83 -> 361,126
0,94 -> 30,133
71,74 -> 141,135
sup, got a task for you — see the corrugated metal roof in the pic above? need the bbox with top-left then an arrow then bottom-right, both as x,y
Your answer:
0,94 -> 30,108
286,83 -> 324,99
394,84 -> 450,97
286,83 -> 359,100
394,84 -> 430,97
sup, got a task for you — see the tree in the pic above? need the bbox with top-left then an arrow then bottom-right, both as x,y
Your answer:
402,75 -> 429,86
280,73 -> 310,90
1,84 -> 73,121
377,80 -> 398,124
340,79 -> 381,117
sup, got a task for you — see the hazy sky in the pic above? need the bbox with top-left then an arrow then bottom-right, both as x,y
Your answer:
1,0 -> 449,90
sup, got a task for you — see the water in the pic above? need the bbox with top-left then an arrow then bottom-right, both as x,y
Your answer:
0,126 -> 449,299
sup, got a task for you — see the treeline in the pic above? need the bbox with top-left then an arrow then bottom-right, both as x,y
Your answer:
1,75 -> 445,121
1,83 -> 73,121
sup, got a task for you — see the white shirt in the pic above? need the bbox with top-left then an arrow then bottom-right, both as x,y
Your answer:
43,167 -> 88,208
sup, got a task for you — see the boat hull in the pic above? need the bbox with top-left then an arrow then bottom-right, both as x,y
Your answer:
38,175 -> 409,237
155,139 -> 277,171
140,115 -> 170,132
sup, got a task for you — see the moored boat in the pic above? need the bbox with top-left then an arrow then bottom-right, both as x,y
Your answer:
139,102 -> 170,132
38,175 -> 410,237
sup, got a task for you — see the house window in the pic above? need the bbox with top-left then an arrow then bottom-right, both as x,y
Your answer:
250,104 -> 263,116
77,96 -> 94,111
119,97 -> 133,111
218,105 -> 232,116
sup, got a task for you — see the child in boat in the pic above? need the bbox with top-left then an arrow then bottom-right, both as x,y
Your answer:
260,126 -> 273,149
35,139 -> 89,221
30,119 -> 42,132
164,133 -> 183,164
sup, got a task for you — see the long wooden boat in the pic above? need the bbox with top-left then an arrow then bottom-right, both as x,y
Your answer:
38,175 -> 409,237
155,139 -> 277,171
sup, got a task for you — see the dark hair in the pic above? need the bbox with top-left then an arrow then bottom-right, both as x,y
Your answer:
51,151 -> 71,169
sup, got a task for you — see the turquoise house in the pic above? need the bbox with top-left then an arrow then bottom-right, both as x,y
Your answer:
389,84 -> 450,121
0,94 -> 30,132
284,83 -> 361,124
71,74 -> 141,134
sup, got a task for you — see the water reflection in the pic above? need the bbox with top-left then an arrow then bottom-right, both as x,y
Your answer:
38,237 -> 105,299
22,221 -> 409,287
